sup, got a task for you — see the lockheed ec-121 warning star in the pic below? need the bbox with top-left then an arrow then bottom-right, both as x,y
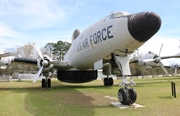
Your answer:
14,11 -> 161,105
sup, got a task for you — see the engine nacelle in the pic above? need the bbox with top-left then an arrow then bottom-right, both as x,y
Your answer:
37,55 -> 51,68
0,56 -> 14,66
143,61 -> 158,67
57,70 -> 97,83
143,65 -> 153,69
37,55 -> 54,75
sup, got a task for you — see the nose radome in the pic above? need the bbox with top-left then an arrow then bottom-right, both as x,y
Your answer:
128,12 -> 161,42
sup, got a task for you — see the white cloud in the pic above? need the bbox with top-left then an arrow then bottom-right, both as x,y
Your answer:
0,0 -> 66,29
0,23 -> 19,38
139,35 -> 180,56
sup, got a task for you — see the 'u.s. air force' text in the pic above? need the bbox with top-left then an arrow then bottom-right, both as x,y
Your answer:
77,25 -> 113,52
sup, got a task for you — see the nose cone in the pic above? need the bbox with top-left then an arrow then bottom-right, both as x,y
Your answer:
128,12 -> 161,42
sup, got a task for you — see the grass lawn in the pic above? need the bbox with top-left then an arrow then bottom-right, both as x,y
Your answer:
0,76 -> 180,116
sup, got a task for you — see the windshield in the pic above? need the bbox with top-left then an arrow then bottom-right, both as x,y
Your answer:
111,11 -> 130,18
105,11 -> 130,21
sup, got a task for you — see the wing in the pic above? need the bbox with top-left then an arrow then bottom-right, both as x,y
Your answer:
130,59 -> 138,63
12,57 -> 37,67
161,53 -> 180,59
51,60 -> 72,70
0,52 -> 15,57
13,57 -> 72,70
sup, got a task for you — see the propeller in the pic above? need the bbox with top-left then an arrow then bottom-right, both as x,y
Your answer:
142,44 -> 168,74
33,44 -> 50,83
159,43 -> 163,56
156,44 -> 168,74
143,59 -> 156,62
159,62 -> 168,74
33,66 -> 43,83
33,44 -> 44,60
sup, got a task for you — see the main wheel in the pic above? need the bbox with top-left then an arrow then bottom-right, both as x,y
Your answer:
118,88 -> 129,105
128,88 -> 137,104
103,78 -> 109,86
108,78 -> 114,86
47,78 -> 51,88
42,78 -> 46,88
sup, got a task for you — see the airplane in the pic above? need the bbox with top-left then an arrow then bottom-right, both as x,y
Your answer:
169,62 -> 180,74
130,44 -> 180,75
0,51 -> 40,77
0,52 -> 15,75
10,11 -> 162,105
164,61 -> 180,74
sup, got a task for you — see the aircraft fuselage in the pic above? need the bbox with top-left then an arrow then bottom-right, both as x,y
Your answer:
64,11 -> 161,69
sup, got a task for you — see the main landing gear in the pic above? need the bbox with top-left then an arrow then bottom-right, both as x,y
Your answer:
103,76 -> 114,86
118,76 -> 137,105
41,76 -> 51,89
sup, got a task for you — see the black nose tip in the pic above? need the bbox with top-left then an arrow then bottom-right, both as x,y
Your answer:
128,12 -> 161,42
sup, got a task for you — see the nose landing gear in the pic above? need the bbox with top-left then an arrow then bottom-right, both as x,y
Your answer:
118,76 -> 137,105
118,87 -> 137,105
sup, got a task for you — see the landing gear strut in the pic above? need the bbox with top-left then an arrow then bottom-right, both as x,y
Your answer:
42,76 -> 51,89
118,76 -> 137,105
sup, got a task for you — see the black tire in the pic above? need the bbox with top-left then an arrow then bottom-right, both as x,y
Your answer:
42,79 -> 46,88
118,88 -> 129,105
103,78 -> 109,86
129,88 -> 137,104
108,78 -> 114,86
47,78 -> 51,88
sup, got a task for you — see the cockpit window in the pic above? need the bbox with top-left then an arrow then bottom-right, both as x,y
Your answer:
105,11 -> 130,21
113,11 -> 130,18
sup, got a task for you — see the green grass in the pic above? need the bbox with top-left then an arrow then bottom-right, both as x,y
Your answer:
0,77 -> 180,116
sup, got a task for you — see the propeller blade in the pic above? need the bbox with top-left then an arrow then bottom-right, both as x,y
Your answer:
159,61 -> 168,74
33,66 -> 44,83
33,44 -> 44,60
159,43 -> 163,56
143,59 -> 156,62
169,61 -> 173,65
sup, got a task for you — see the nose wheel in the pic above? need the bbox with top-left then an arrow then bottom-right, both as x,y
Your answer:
118,87 -> 137,105
118,76 -> 137,105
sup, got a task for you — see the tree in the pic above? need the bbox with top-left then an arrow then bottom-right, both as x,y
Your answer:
43,41 -> 71,61
52,40 -> 71,61
43,42 -> 55,58
16,43 -> 37,58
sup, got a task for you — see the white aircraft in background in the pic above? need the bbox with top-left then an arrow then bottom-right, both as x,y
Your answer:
0,52 -> 39,75
12,11 -> 161,105
130,44 -> 180,74
165,62 -> 180,74
0,52 -> 15,74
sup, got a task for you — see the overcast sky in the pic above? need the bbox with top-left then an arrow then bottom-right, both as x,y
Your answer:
0,0 -> 180,65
